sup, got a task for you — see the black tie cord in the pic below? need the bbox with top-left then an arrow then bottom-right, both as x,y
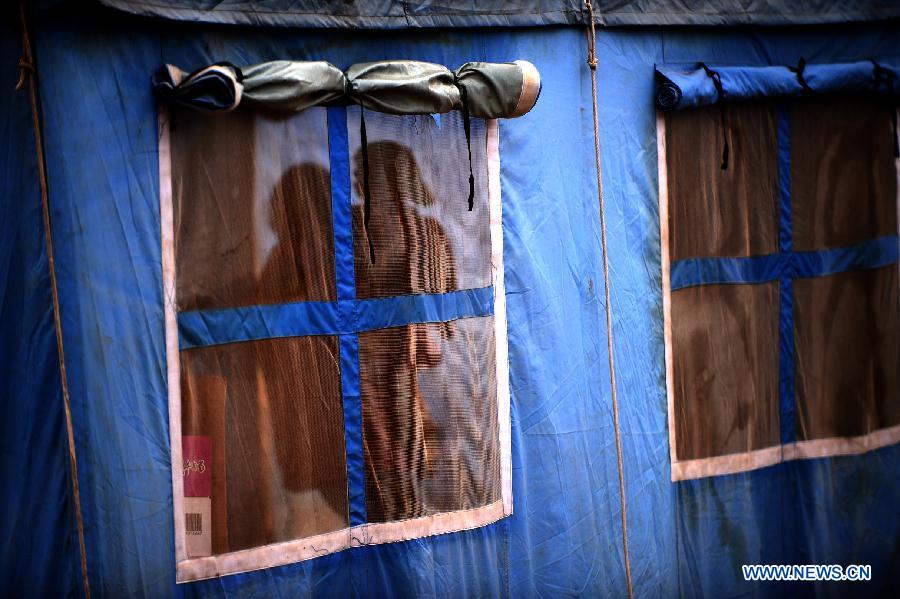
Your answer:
458,84 -> 475,211
699,63 -> 729,170
872,60 -> 899,158
789,58 -> 812,94
359,107 -> 376,263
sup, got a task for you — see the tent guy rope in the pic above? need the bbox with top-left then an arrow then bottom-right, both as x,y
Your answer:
584,2 -> 634,598
16,3 -> 91,597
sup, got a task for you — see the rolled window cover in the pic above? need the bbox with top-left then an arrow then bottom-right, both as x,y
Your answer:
152,63 -> 243,112
656,59 -> 900,110
346,61 -> 459,114
241,61 -> 346,112
455,61 -> 542,118
153,60 -> 541,118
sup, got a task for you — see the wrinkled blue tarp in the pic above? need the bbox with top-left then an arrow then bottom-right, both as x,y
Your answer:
2,12 -> 899,598
0,20 -> 79,598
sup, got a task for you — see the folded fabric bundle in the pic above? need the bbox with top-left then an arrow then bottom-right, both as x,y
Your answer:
153,59 -> 541,119
655,59 -> 900,110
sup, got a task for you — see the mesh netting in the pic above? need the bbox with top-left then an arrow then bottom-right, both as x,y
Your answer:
666,102 -> 779,261
181,336 -> 348,554
791,98 -> 897,251
347,109 -> 491,297
790,99 -> 899,441
171,107 -> 336,311
665,98 -> 899,463
359,317 -> 500,522
345,111 -> 500,521
794,266 -> 900,440
170,105 -> 501,555
671,283 -> 780,460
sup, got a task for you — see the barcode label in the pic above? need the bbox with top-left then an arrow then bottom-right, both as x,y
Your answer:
184,496 -> 211,557
185,512 -> 202,535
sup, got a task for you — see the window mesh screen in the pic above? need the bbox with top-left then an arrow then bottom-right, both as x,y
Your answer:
359,317 -> 499,522
666,103 -> 778,261
181,336 -> 348,554
346,110 -> 499,522
664,97 -> 900,474
791,99 -> 897,251
671,283 -> 780,460
171,108 -> 336,310
790,100 -> 900,442
794,266 -> 900,441
665,102 -> 781,462
348,109 -> 491,297
166,104 -> 505,568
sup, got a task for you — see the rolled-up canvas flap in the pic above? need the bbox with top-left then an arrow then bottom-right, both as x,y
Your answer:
454,60 -> 541,118
241,61 -> 346,112
154,60 -> 541,118
656,59 -> 900,110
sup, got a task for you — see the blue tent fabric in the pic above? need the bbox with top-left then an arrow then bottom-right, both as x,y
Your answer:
601,25 -> 900,598
5,10 -> 899,598
0,20 -> 80,598
656,59 -> 900,110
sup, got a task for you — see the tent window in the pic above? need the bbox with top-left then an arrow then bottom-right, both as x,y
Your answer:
160,106 -> 511,581
659,98 -> 900,481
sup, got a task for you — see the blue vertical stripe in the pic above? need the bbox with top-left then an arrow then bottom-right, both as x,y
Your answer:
328,106 -> 356,302
328,106 -> 367,525
777,104 -> 796,445
339,333 -> 367,526
777,104 -> 793,255
778,278 -> 795,444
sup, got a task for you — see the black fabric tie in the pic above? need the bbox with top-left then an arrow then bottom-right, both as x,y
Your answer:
459,84 -> 475,211
700,63 -> 729,171
790,58 -> 812,94
359,107 -> 376,263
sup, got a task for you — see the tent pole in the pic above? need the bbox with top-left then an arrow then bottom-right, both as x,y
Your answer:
16,3 -> 91,598
584,3 -> 634,598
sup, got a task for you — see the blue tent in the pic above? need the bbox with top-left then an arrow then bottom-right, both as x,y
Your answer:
2,1 -> 898,596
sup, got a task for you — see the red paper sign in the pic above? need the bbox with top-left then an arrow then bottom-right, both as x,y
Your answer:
182,436 -> 211,497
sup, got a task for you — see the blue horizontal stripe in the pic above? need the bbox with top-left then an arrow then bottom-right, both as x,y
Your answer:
794,235 -> 899,278
670,235 -> 899,290
671,254 -> 782,289
178,286 -> 495,349
354,290 -> 494,331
